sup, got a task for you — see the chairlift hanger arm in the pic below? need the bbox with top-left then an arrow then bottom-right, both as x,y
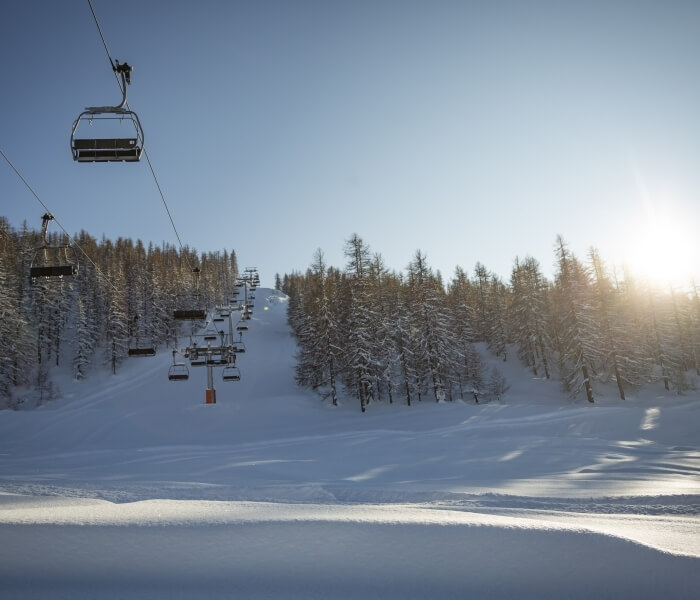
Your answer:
39,212 -> 54,247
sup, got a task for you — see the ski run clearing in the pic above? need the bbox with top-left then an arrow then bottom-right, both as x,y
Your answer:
1,288 -> 699,599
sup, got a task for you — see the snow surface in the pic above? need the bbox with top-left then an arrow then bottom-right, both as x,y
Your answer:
1,288 -> 699,599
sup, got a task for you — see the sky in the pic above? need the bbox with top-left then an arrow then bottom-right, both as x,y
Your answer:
1,0 -> 699,287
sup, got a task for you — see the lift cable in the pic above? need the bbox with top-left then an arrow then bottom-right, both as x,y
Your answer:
87,0 -> 118,76
0,148 -> 121,295
86,0 -> 194,273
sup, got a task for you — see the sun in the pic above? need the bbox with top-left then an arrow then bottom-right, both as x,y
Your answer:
618,199 -> 697,288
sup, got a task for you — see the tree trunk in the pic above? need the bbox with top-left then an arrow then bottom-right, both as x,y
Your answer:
613,355 -> 626,400
582,364 -> 594,403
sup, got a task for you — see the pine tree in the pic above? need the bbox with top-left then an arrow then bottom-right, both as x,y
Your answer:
552,236 -> 598,403
72,297 -> 94,380
342,234 -> 377,412
509,256 -> 552,379
485,274 -> 509,361
294,250 -> 341,406
0,229 -> 34,401
104,265 -> 129,374
587,248 -> 630,399
690,281 -> 700,376
447,267 -> 484,398
406,251 -> 457,401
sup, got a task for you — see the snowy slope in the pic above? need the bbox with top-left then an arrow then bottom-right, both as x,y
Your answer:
1,288 -> 699,599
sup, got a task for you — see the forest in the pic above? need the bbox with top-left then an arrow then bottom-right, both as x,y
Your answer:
0,216 -> 238,405
284,233 -> 700,411
2,217 -> 699,411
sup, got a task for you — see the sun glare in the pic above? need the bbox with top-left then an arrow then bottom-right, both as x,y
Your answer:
618,199 -> 697,288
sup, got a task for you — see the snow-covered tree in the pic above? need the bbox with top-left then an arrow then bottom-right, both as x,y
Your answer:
551,236 -> 598,403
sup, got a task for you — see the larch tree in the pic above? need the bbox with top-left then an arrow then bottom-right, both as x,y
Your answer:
552,236 -> 598,403
509,256 -> 552,379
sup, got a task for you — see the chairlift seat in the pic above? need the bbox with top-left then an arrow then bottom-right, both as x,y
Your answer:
128,347 -> 156,357
73,138 -> 141,162
30,264 -> 78,278
174,309 -> 207,320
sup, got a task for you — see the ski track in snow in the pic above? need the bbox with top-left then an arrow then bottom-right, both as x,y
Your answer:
1,289 -> 699,598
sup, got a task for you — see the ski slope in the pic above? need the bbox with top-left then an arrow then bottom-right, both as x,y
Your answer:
1,288 -> 699,599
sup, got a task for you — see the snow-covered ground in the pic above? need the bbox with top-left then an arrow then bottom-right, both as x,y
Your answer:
1,289 -> 699,599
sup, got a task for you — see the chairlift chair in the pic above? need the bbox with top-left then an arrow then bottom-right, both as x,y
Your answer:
173,268 -> 206,320
29,213 -> 78,279
168,351 -> 189,381
222,365 -> 241,382
71,61 -> 144,162
127,314 -> 156,356
168,363 -> 189,381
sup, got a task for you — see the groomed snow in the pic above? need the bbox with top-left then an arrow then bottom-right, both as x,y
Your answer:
1,289 -> 699,599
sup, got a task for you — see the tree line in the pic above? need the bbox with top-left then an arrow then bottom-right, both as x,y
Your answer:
284,233 -> 700,411
0,217 -> 238,406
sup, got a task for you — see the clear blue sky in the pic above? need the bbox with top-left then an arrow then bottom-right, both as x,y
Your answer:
2,0 -> 699,287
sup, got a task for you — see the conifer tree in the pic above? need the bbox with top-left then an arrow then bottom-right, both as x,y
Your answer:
485,274 -> 509,361
552,236 -> 597,403
587,248 -> 630,399
406,251 -> 456,401
73,297 -> 94,380
104,265 -> 129,374
509,256 -> 551,378
294,250 -> 342,406
342,234 -> 377,412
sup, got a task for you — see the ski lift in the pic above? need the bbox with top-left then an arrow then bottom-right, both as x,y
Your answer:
173,268 -> 206,320
168,363 -> 189,381
222,365 -> 241,382
29,213 -> 79,279
236,322 -> 248,331
127,314 -> 156,356
168,351 -> 189,381
71,61 -> 144,162
233,341 -> 246,353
